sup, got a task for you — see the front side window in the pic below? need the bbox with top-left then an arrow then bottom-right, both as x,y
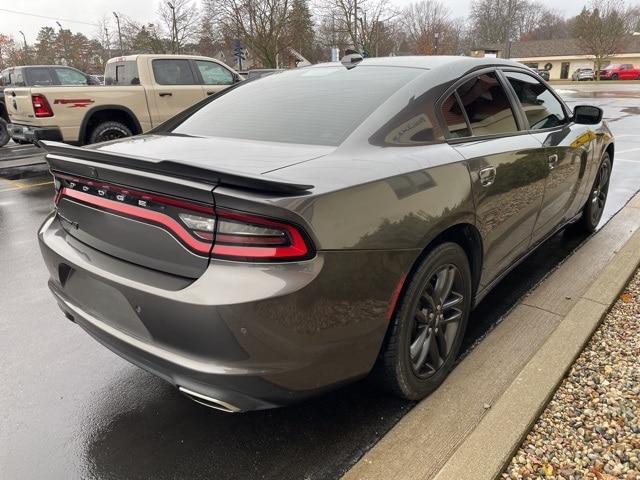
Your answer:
456,72 -> 519,137
504,71 -> 566,130
153,59 -> 196,85
195,61 -> 233,85
54,68 -> 88,85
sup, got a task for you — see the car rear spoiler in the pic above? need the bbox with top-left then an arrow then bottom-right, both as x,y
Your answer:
38,141 -> 314,195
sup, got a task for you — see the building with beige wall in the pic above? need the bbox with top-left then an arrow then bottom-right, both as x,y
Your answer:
471,36 -> 640,80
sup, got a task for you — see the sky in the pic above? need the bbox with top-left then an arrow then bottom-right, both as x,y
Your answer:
0,0 -> 591,43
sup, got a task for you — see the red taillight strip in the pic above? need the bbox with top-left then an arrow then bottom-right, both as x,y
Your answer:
60,187 -> 213,255
213,209 -> 309,259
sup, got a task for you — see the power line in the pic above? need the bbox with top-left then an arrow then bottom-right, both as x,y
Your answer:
0,7 -> 99,27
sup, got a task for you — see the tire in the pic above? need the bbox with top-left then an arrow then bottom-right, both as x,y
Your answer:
0,118 -> 9,147
611,74 -> 618,80
372,242 -> 472,400
578,152 -> 612,233
88,121 -> 132,144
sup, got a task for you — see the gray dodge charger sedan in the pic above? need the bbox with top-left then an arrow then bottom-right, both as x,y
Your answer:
38,56 -> 613,412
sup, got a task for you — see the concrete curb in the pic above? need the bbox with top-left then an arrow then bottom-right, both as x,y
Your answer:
433,226 -> 640,480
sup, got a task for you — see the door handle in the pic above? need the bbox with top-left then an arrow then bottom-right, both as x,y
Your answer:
206,91 -> 216,96
159,92 -> 172,97
479,166 -> 497,187
548,154 -> 559,170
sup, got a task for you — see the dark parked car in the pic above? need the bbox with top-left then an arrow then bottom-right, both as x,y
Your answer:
0,65 -> 99,147
536,69 -> 550,81
39,56 -> 613,412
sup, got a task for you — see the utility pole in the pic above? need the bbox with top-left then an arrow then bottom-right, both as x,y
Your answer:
353,0 -> 358,53
104,26 -> 110,60
434,32 -> 439,55
18,30 -> 28,63
113,12 -> 123,56
503,0 -> 516,59
167,2 -> 178,54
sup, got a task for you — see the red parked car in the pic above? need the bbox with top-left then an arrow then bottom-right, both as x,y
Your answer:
598,64 -> 640,80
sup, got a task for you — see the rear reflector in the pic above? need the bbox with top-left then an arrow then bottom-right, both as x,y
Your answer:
32,94 -> 54,117
53,173 -> 312,261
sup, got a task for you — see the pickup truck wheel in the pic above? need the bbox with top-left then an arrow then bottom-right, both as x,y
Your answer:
0,118 -> 9,147
89,121 -> 132,144
372,242 -> 472,400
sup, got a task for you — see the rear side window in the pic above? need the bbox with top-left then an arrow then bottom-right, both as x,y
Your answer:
441,93 -> 471,138
195,60 -> 233,85
456,72 -> 518,137
504,71 -> 566,130
153,59 -> 196,85
54,68 -> 88,85
104,61 -> 140,86
25,68 -> 54,86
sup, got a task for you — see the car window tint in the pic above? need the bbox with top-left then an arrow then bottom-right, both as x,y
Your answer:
173,66 -> 421,146
504,71 -> 566,130
456,72 -> 518,136
441,93 -> 471,138
25,68 -> 54,86
54,68 -> 88,85
195,61 -> 233,85
153,59 -> 196,85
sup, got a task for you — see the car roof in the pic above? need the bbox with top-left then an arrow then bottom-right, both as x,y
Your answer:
312,55 -> 527,71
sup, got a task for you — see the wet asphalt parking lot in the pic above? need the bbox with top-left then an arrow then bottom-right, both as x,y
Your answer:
1,85 -> 639,480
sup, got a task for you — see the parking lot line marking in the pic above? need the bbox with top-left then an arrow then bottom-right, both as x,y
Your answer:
0,180 -> 53,193
616,146 -> 640,154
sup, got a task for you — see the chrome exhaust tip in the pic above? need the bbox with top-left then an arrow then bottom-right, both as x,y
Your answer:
178,386 -> 241,413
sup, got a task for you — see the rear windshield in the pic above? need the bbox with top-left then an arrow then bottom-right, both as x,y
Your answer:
172,66 -> 421,146
105,61 -> 140,85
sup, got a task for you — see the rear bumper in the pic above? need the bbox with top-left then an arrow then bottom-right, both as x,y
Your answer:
7,123 -> 62,143
39,213 -> 414,410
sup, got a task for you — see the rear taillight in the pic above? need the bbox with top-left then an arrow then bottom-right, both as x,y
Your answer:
32,94 -> 53,117
210,210 -> 310,260
54,173 -> 312,262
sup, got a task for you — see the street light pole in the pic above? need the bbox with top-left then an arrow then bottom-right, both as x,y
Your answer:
167,2 -> 178,54
434,32 -> 439,55
18,30 -> 28,63
353,0 -> 358,52
113,12 -> 123,56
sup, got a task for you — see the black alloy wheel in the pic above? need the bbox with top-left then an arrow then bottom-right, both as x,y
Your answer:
579,153 -> 611,233
409,264 -> 464,378
373,242 -> 472,400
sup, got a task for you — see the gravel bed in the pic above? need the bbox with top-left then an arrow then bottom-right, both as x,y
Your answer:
503,269 -> 640,480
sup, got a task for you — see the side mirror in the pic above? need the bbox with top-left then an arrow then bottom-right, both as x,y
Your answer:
573,105 -> 603,125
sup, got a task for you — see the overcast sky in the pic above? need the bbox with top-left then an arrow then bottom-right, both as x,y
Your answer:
1,0 -> 590,43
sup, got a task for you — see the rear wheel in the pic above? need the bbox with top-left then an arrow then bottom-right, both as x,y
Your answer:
578,153 -> 611,233
373,242 -> 472,400
88,121 -> 132,144
0,118 -> 9,147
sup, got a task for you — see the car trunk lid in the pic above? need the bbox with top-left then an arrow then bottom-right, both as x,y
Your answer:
42,141 -> 314,278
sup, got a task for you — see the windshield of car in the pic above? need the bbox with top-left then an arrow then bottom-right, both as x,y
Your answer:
172,66 -> 422,146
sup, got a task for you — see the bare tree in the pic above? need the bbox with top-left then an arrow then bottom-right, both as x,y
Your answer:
218,0 -> 291,68
157,0 -> 200,53
319,0 -> 395,57
572,0 -> 632,80
401,1 -> 452,54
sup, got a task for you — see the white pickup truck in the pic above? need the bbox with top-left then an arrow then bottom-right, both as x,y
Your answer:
6,54 -> 241,145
